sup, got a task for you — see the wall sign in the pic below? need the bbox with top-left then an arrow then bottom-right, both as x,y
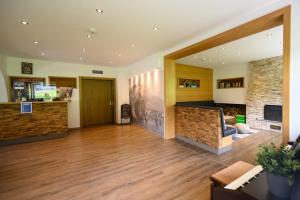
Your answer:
21,102 -> 32,114
21,62 -> 33,74
92,70 -> 103,74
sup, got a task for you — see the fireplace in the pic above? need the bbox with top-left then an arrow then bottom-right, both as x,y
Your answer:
264,105 -> 282,122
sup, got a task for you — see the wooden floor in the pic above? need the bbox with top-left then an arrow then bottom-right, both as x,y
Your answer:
0,125 -> 281,200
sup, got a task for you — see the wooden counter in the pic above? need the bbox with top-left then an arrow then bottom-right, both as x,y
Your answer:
0,101 -> 68,145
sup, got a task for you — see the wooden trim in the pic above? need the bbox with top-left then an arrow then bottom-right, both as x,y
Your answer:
164,59 -> 176,139
8,76 -> 46,102
282,6 -> 291,144
79,77 -> 117,128
165,6 -> 289,60
48,76 -> 77,88
164,6 -> 291,143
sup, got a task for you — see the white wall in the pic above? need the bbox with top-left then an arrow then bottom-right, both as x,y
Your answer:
290,0 -> 300,140
127,52 -> 164,76
5,56 -> 129,128
0,55 -> 8,102
213,63 -> 249,104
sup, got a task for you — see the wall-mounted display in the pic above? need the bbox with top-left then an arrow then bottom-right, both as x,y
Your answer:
21,62 -> 33,74
217,77 -> 244,89
178,78 -> 200,88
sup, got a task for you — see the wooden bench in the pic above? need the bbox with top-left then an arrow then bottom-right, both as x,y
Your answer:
210,161 -> 255,199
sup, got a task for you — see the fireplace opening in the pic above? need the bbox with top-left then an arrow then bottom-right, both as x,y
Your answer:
264,105 -> 282,122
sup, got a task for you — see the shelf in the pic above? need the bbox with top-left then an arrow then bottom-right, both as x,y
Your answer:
49,76 -> 77,88
178,78 -> 200,89
217,77 -> 244,89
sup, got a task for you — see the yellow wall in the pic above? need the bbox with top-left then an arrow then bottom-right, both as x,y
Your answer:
176,63 -> 213,102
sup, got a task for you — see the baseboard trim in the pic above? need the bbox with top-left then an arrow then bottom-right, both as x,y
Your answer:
176,135 -> 232,155
0,132 -> 68,146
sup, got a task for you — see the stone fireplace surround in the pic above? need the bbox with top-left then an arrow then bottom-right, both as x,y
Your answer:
246,56 -> 283,131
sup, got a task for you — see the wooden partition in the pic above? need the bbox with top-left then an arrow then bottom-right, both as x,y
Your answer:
176,63 -> 213,102
164,6 -> 291,143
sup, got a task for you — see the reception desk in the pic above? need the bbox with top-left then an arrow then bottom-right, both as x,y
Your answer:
0,101 -> 68,145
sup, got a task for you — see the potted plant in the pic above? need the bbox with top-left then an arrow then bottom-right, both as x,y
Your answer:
256,144 -> 300,199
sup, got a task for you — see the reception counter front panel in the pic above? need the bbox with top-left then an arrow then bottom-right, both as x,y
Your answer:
0,101 -> 68,145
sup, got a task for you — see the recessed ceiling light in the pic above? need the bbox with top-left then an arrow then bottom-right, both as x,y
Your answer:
20,20 -> 29,25
33,41 -> 39,44
82,48 -> 86,52
118,53 -> 122,57
222,47 -> 226,50
131,43 -> 135,47
237,52 -> 241,56
222,62 -> 225,65
96,9 -> 104,13
153,26 -> 159,31
87,34 -> 92,38
79,57 -> 83,61
41,52 -> 45,56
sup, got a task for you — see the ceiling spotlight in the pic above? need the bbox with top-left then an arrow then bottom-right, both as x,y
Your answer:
131,43 -> 135,47
33,41 -> 39,44
118,53 -> 122,57
222,62 -> 225,65
96,9 -> 104,13
79,57 -> 83,61
87,34 -> 92,38
41,52 -> 45,56
222,47 -> 226,50
153,26 -> 159,31
20,20 -> 29,25
82,48 -> 86,52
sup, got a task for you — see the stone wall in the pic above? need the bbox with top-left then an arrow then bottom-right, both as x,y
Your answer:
175,106 -> 222,148
0,102 -> 68,140
246,56 -> 283,131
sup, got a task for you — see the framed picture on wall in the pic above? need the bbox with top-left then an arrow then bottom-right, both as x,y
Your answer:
21,62 -> 33,74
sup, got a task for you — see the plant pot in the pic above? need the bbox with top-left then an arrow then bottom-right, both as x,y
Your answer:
266,172 -> 291,199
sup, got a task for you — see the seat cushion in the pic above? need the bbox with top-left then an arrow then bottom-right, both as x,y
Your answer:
223,125 -> 237,137
234,123 -> 251,134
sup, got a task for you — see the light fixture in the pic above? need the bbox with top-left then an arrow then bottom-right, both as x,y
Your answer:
222,47 -> 225,50
131,43 -> 135,47
87,34 -> 92,38
82,48 -> 86,52
153,26 -> 159,31
20,20 -> 29,25
41,52 -> 45,56
237,52 -> 241,56
118,53 -> 122,57
79,57 -> 83,61
33,41 -> 39,44
222,62 -> 225,65
96,9 -> 104,13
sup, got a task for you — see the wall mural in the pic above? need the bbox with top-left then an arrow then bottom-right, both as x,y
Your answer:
129,69 -> 164,135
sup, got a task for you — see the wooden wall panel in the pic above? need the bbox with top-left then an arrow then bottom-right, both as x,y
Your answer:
0,102 -> 68,140
176,63 -> 213,102
164,59 -> 176,139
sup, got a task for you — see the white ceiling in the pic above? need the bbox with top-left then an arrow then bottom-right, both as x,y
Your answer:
0,0 -> 283,67
176,26 -> 283,68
